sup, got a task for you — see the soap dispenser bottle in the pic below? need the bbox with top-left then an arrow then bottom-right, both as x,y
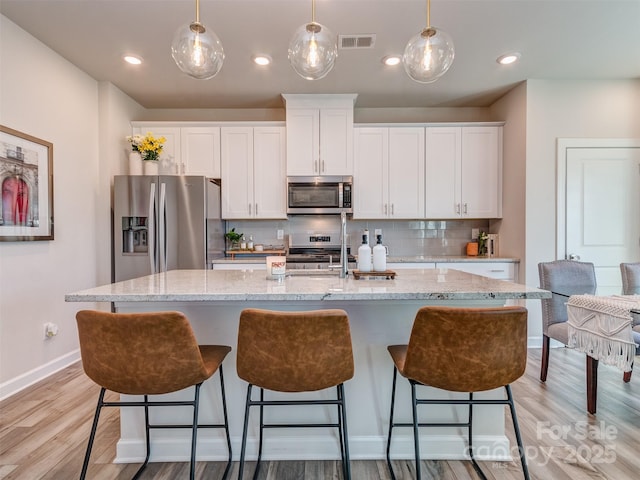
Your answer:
357,234 -> 372,272
373,234 -> 387,272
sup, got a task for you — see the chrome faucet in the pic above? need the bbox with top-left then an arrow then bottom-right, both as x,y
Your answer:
327,212 -> 349,277
339,211 -> 348,278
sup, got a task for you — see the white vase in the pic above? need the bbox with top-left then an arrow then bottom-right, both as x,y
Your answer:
143,160 -> 159,176
128,152 -> 143,175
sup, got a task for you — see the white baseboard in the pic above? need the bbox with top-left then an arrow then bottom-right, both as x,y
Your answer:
0,349 -> 81,401
115,433 -> 512,463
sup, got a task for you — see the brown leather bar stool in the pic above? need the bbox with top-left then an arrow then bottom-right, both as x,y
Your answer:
386,306 -> 529,480
75,310 -> 232,480
236,308 -> 354,480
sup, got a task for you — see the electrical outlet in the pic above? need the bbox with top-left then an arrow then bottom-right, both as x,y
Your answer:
276,229 -> 284,240
44,322 -> 59,339
471,228 -> 480,239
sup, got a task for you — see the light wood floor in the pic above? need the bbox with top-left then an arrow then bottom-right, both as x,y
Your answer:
1,347 -> 639,479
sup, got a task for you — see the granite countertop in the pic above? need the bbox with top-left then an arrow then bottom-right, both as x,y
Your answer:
212,256 -> 520,265
66,268 -> 548,303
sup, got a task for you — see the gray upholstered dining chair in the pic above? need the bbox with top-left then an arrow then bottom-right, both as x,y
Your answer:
621,263 -> 640,295
538,260 -> 597,382
621,263 -> 640,382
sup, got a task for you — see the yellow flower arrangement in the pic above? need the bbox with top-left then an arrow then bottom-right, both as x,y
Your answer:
126,132 -> 166,161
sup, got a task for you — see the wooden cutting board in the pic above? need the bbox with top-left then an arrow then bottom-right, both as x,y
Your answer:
352,270 -> 396,280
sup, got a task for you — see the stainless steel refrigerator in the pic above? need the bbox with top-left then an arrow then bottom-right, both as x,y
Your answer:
113,175 -> 224,282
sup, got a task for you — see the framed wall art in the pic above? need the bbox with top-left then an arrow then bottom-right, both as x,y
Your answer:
0,125 -> 54,241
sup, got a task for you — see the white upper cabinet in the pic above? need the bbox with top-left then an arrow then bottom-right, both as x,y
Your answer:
221,126 -> 286,219
180,127 -> 221,177
354,127 -> 425,219
425,125 -> 502,219
131,125 -> 181,175
283,94 -> 357,176
132,123 -> 221,177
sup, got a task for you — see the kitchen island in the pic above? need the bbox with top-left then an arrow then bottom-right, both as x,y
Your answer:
66,268 -> 549,465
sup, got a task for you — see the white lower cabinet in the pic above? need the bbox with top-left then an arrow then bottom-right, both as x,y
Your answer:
221,126 -> 286,219
387,263 -> 436,270
435,262 -> 517,282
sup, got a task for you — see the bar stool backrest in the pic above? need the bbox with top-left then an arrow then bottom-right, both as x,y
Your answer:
403,306 -> 528,392
76,310 -> 212,395
237,308 -> 354,392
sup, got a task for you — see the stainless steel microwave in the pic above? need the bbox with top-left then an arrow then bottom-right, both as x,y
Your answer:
287,176 -> 353,215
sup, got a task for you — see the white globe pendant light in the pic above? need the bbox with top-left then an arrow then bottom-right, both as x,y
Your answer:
171,0 -> 224,80
288,0 -> 337,80
403,0 -> 454,83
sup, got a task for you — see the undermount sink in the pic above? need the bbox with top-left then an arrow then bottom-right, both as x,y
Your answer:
285,269 -> 341,277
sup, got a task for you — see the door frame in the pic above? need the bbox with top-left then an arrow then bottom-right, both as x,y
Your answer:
556,138 -> 640,260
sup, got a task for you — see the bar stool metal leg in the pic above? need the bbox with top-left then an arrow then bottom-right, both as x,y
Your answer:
410,382 -> 421,480
386,367 -> 398,480
338,383 -> 351,480
506,385 -> 530,480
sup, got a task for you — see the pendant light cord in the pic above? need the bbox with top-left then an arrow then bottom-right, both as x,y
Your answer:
426,0 -> 431,28
311,0 -> 316,23
195,0 -> 200,24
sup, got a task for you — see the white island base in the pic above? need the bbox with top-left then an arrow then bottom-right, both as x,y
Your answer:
66,269 -> 549,465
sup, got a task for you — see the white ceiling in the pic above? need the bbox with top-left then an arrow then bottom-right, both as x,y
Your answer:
2,0 -> 639,109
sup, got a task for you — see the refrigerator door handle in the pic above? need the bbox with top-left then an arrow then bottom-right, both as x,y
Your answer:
159,182 -> 167,272
148,183 -> 156,274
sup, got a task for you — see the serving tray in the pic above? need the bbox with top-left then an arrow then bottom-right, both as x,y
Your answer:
352,270 -> 397,280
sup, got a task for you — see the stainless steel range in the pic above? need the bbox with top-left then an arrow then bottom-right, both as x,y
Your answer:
286,232 -> 355,270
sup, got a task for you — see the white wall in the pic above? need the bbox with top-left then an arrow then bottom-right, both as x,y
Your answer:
489,83 -> 528,279
523,79 -> 640,342
0,16 -> 143,399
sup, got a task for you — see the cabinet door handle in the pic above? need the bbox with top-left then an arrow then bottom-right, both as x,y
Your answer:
321,160 -> 325,173
248,203 -> 252,215
255,203 -> 258,216
391,204 -> 394,215
456,203 -> 461,214
384,204 -> 388,215
463,203 -> 468,214
314,160 -> 319,173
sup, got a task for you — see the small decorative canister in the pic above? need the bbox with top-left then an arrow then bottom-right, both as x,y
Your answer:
129,151 -> 143,175
143,160 -> 159,175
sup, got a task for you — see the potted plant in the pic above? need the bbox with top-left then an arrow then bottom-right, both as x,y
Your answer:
126,132 -> 166,175
224,228 -> 243,250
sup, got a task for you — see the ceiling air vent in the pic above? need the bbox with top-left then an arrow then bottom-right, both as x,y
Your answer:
339,34 -> 376,50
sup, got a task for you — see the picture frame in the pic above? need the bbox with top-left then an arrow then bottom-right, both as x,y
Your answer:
0,125 -> 54,241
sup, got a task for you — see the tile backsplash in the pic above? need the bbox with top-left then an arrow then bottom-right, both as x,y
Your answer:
224,217 -> 490,257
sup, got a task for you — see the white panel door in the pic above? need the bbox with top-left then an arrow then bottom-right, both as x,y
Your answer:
388,127 -> 425,218
566,147 -> 640,294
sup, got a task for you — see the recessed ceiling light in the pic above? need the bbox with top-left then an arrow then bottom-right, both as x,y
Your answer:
382,55 -> 401,66
496,52 -> 521,65
252,55 -> 272,66
123,55 -> 143,65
